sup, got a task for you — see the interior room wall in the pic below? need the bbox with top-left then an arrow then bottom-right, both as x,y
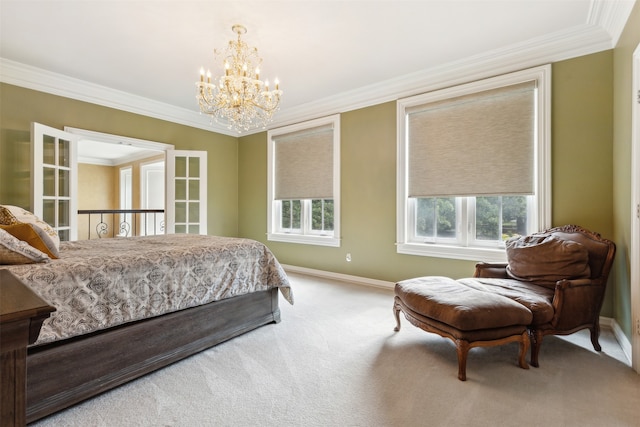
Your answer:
0,83 -> 240,237
77,163 -> 116,240
239,50 -> 616,317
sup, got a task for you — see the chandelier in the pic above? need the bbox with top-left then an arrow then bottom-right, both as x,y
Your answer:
196,25 -> 282,133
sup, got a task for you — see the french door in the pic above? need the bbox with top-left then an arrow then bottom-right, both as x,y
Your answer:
165,150 -> 208,235
31,122 -> 78,241
32,123 -> 208,239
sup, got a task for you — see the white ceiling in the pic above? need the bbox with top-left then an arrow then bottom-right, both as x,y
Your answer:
75,139 -> 163,166
0,0 -> 636,137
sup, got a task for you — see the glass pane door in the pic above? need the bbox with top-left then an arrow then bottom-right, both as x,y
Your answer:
165,150 -> 207,234
31,122 -> 78,241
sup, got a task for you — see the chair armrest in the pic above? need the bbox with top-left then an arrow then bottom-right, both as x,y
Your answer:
474,262 -> 509,278
550,278 -> 604,329
554,278 -> 595,289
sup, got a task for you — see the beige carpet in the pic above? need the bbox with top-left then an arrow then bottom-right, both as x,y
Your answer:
32,273 -> 640,427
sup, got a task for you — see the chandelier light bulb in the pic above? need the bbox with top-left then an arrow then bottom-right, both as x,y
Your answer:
195,25 -> 282,133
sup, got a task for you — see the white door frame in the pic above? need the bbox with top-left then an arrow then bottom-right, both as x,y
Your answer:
631,42 -> 640,372
119,166 -> 133,236
140,160 -> 165,235
64,127 -> 174,234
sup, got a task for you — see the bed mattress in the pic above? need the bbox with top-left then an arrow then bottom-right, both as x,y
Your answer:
2,234 -> 292,346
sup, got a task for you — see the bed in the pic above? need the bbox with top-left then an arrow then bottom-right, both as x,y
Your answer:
0,233 -> 293,423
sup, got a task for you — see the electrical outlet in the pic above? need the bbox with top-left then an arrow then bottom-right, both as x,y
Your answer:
346,253 -> 352,262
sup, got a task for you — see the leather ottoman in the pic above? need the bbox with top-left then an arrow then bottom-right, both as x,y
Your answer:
393,276 -> 533,380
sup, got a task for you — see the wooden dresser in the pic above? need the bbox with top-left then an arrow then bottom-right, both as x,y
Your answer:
1,270 -> 55,427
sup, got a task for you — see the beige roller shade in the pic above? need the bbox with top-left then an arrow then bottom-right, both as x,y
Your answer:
407,81 -> 536,198
274,124 -> 333,200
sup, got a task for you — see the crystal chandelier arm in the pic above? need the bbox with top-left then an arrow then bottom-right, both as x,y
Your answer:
195,25 -> 282,133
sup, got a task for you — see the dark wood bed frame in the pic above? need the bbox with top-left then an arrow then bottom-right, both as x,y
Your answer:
25,288 -> 281,424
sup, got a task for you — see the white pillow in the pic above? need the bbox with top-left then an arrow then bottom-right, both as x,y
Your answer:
0,228 -> 50,264
0,205 -> 60,257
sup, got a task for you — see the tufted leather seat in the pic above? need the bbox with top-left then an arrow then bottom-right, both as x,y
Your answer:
394,276 -> 532,381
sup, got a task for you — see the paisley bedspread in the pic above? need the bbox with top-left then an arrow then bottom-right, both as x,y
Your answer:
2,234 -> 293,346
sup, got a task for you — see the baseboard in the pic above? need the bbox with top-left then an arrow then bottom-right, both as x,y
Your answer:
282,264 -> 634,366
282,265 -> 395,290
601,316 -> 632,365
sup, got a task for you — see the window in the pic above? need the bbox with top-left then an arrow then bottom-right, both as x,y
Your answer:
268,115 -> 340,246
397,66 -> 550,262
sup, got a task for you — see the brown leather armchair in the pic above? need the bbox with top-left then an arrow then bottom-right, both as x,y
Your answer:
472,225 -> 616,367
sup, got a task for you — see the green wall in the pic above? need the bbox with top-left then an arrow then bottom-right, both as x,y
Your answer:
552,52 -> 614,237
0,83 -> 239,237
239,50 -> 617,318
239,102 -> 475,283
613,1 -> 640,339
552,51 -> 615,317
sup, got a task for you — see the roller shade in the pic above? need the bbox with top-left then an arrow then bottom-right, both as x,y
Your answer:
407,81 -> 536,198
274,124 -> 333,200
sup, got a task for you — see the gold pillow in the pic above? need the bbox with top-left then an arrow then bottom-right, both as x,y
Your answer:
0,223 -> 58,259
0,228 -> 50,264
0,205 -> 60,257
0,205 -> 20,225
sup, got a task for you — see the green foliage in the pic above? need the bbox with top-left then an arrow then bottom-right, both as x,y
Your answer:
311,199 -> 334,231
476,197 -> 500,240
281,200 -> 301,229
416,196 -> 527,241
282,199 -> 333,232
416,197 -> 456,238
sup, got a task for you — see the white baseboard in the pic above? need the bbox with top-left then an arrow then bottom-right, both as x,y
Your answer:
602,316 -> 632,365
282,264 -> 634,366
282,265 -> 395,290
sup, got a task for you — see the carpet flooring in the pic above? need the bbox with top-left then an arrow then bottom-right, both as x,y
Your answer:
31,273 -> 640,426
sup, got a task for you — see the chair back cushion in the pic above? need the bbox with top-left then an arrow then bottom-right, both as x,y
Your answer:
549,229 -> 612,280
506,234 -> 591,288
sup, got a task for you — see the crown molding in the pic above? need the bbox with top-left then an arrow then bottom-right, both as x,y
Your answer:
267,22 -> 614,131
588,0 -> 637,47
0,58 -> 237,136
78,150 -> 162,167
1,0 -> 634,137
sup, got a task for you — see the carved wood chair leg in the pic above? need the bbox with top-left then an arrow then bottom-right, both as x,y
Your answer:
518,331 -> 530,370
590,323 -> 602,352
393,302 -> 402,332
455,339 -> 470,381
529,329 -> 542,368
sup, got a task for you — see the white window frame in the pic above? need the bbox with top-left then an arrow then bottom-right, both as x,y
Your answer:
396,65 -> 551,262
267,115 -> 341,247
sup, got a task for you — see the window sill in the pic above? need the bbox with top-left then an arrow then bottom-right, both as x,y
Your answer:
397,242 -> 507,263
268,233 -> 340,247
